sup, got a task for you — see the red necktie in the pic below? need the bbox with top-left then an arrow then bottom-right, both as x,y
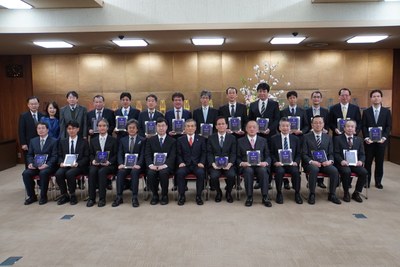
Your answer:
189,136 -> 193,146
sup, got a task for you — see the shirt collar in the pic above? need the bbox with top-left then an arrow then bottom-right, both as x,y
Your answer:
69,136 -> 78,142
218,133 -> 226,139
158,134 -> 166,139
247,135 -> 256,142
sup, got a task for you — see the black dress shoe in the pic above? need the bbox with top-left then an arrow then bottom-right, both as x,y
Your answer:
295,193 -> 303,204
245,196 -> 253,207
132,197 -> 140,207
57,195 -> 70,205
375,184 -> 383,189
262,196 -> 272,207
226,192 -> 233,203
171,186 -> 177,191
178,195 -> 185,206
276,192 -> 283,204
196,196 -> 203,205
39,197 -> 48,205
112,196 -> 123,207
317,182 -> 327,189
328,194 -> 341,205
253,182 -> 260,189
343,191 -> 350,202
70,195 -> 78,205
283,180 -> 291,190
160,195 -> 169,205
308,193 -> 315,205
86,199 -> 95,207
98,199 -> 106,207
215,191 -> 222,202
150,195 -> 159,205
352,192 -> 363,203
24,196 -> 38,205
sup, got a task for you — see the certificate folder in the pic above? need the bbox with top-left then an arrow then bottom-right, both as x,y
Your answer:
278,149 -> 293,165
124,153 -> 138,168
33,154 -> 48,168
63,154 -> 78,166
312,150 -> 327,163
247,150 -> 261,166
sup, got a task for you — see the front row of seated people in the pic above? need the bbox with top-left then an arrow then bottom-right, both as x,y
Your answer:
23,115 -> 368,207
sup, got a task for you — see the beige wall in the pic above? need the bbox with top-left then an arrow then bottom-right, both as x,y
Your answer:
32,49 -> 393,112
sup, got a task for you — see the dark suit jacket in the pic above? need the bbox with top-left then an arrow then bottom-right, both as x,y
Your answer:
328,103 -> 361,135
165,109 -> 192,133
145,135 -> 176,171
334,134 -> 365,164
270,133 -> 301,165
237,135 -> 271,166
27,136 -> 58,168
177,134 -> 206,166
302,132 -> 334,167
219,102 -> 248,131
206,133 -> 237,168
117,135 -> 145,167
306,107 -> 329,132
280,106 -> 310,134
137,110 -> 164,137
58,137 -> 90,169
59,105 -> 88,139
87,108 -> 115,136
361,106 -> 392,139
192,106 -> 219,134
89,135 -> 118,166
18,111 -> 44,147
248,99 -> 280,136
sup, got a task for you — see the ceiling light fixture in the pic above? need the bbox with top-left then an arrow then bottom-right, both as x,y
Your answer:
191,38 -> 225,46
0,0 -> 32,9
33,41 -> 73,48
112,39 -> 148,47
270,37 -> 306,45
346,35 -> 388,43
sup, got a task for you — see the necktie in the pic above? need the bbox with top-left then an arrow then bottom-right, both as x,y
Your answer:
316,135 -> 321,149
100,137 -> 105,152
70,140 -> 75,154
219,136 -> 224,148
176,110 -> 180,120
33,113 -> 38,124
347,137 -> 353,148
261,101 -> 266,116
313,108 -> 319,116
291,108 -> 295,116
124,109 -> 128,116
97,111 -> 102,121
203,107 -> 208,121
40,139 -> 44,151
159,137 -> 163,147
250,138 -> 255,149
189,136 -> 193,147
342,106 -> 347,118
284,137 -> 288,150
71,106 -> 75,112
374,109 -> 379,124
230,104 -> 235,117
149,112 -> 153,120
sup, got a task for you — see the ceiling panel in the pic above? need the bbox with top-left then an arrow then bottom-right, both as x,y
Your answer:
23,0 -> 103,8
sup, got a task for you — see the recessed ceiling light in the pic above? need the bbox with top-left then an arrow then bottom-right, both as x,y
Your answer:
270,37 -> 306,45
112,39 -> 148,47
0,0 -> 32,9
33,41 -> 73,48
191,38 -> 225,46
346,35 -> 388,43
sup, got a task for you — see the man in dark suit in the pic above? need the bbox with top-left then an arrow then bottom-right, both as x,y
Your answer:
192,90 -> 219,136
112,119 -> 145,207
19,96 -> 44,168
114,92 -> 140,140
59,91 -> 88,139
22,122 -> 58,205
86,118 -> 118,207
237,121 -> 272,207
87,95 -> 115,137
271,117 -> 303,204
334,120 -> 367,202
362,89 -> 392,189
219,86 -> 248,136
165,92 -> 192,136
145,117 -> 177,205
138,94 -> 164,137
176,119 -> 206,206
302,116 -> 341,205
207,116 -> 237,203
55,120 -> 90,205
328,88 -> 361,136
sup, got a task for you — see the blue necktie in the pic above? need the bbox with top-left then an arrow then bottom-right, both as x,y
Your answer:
159,137 -> 163,147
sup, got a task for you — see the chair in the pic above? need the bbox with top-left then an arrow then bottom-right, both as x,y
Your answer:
349,172 -> 368,200
25,174 -> 56,201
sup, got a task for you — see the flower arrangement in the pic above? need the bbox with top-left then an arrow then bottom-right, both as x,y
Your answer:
240,62 -> 290,109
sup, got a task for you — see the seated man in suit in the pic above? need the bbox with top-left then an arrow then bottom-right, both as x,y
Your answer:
55,121 -> 89,205
334,120 -> 367,203
87,118 -> 118,207
237,121 -> 272,207
271,117 -> 303,205
302,116 -> 341,205
59,90 -> 87,140
207,116 -> 237,203
112,119 -> 145,208
22,122 -> 58,205
192,90 -> 219,136
176,119 -> 206,206
145,117 -> 177,205
218,86 -> 247,136
138,94 -> 164,138
87,95 -> 115,137
114,92 -> 140,140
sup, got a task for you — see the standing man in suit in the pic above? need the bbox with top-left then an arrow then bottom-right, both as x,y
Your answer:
19,96 -> 44,168
112,119 -> 145,207
114,92 -> 140,140
207,116 -> 237,203
138,94 -> 164,138
302,116 -> 341,205
362,89 -> 392,189
329,88 -> 361,136
86,118 -> 118,207
219,86 -> 247,136
176,119 -> 206,206
87,95 -> 115,137
22,122 -> 58,205
192,90 -> 219,136
165,92 -> 192,136
237,121 -> 272,207
145,117 -> 177,205
59,91 -> 87,140
271,117 -> 303,204
334,120 -> 367,202
55,120 -> 89,205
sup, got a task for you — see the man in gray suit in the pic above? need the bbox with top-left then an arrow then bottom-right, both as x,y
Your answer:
59,91 -> 88,139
